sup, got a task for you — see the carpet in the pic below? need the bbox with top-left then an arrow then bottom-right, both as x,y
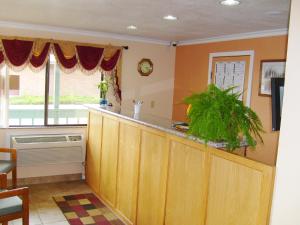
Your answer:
53,193 -> 125,225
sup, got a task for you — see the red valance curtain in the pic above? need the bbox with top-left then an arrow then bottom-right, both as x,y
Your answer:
2,39 -> 33,67
101,49 -> 121,71
0,51 -> 4,65
0,38 -> 122,100
76,45 -> 104,71
0,39 -> 121,72
53,43 -> 78,70
30,42 -> 51,68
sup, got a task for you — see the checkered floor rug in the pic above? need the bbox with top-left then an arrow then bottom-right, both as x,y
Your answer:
53,193 -> 125,225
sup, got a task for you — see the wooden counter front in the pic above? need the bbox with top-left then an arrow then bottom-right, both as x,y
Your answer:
86,109 -> 275,225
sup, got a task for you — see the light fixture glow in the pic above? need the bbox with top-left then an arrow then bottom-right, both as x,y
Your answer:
265,10 -> 282,15
220,0 -> 241,6
127,25 -> 137,30
163,15 -> 178,21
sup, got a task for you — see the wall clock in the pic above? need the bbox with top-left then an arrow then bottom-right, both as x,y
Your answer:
138,58 -> 153,76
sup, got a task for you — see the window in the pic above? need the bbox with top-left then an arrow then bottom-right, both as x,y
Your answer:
8,66 -> 46,126
0,54 -> 116,127
47,55 -> 98,125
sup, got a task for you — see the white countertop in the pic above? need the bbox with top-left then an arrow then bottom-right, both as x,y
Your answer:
84,104 -> 246,149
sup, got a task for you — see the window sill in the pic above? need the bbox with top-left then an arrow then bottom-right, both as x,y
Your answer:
0,125 -> 87,129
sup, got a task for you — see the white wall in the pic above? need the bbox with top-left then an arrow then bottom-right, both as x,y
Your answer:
270,0 -> 300,224
121,42 -> 175,118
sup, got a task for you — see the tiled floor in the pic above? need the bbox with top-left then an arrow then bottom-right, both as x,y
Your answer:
9,180 -> 92,225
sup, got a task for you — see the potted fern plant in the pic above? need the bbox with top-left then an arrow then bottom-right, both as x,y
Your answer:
184,84 -> 264,151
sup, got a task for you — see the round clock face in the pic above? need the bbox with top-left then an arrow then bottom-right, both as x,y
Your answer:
141,61 -> 151,73
138,59 -> 153,76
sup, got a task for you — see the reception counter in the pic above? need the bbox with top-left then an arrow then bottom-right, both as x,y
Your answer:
85,105 -> 275,225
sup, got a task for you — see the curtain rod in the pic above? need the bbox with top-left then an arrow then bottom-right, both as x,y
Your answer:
0,35 -> 128,50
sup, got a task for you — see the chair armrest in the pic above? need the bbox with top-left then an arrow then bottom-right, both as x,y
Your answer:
0,148 -> 17,162
0,187 -> 29,199
0,173 -> 7,189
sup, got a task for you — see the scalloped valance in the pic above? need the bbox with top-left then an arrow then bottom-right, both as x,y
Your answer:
0,37 -> 122,73
0,36 -> 123,100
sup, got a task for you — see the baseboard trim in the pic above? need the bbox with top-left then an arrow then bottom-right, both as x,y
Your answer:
8,173 -> 82,186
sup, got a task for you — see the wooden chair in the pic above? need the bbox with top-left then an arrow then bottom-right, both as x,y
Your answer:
0,148 -> 17,188
0,173 -> 29,225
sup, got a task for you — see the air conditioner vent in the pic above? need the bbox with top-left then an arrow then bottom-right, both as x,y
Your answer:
11,134 -> 85,166
14,136 -> 67,144
68,135 -> 82,142
10,134 -> 85,179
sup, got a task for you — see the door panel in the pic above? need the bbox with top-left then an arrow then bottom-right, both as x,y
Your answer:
165,139 -> 207,225
137,129 -> 168,225
116,121 -> 140,224
86,111 -> 102,194
100,115 -> 119,207
205,155 -> 266,225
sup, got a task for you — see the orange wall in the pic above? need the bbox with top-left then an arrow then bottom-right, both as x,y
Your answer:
173,35 -> 288,165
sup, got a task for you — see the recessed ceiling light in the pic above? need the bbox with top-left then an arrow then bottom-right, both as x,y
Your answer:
127,25 -> 137,30
163,15 -> 178,21
265,10 -> 282,15
220,0 -> 241,6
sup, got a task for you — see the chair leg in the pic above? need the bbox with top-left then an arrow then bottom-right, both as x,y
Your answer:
22,216 -> 29,225
0,173 -> 7,189
23,191 -> 30,225
12,168 -> 17,188
22,209 -> 29,225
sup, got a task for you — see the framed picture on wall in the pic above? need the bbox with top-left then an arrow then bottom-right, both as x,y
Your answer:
259,60 -> 286,96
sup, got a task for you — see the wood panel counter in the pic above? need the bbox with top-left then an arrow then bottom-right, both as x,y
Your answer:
85,105 -> 275,225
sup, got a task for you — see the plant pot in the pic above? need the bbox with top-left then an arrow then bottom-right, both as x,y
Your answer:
99,98 -> 108,108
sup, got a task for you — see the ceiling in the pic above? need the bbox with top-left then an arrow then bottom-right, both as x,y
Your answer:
0,0 -> 291,42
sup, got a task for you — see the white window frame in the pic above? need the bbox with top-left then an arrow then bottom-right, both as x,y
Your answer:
208,50 -> 255,107
0,65 -> 9,127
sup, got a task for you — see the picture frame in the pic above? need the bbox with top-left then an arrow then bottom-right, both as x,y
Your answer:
259,60 -> 286,96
